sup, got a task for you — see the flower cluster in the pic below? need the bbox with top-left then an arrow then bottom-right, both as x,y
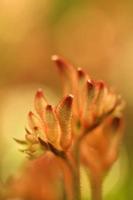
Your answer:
52,55 -> 124,131
15,55 -> 125,200
15,90 -> 74,158
52,55 -> 125,180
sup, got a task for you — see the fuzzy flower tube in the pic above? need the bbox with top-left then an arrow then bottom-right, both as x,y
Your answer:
15,55 -> 125,200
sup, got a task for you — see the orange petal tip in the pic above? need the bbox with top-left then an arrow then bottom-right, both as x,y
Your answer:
28,111 -> 34,117
51,55 -> 59,61
97,80 -> 105,90
36,88 -> 44,98
51,55 -> 68,70
77,68 -> 85,78
64,95 -> 74,106
68,94 -> 74,98
46,104 -> 53,111
87,79 -> 94,89
51,55 -> 63,67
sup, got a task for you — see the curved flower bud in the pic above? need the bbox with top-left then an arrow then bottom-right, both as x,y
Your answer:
76,68 -> 89,117
52,55 -> 77,95
34,89 -> 47,118
56,95 -> 74,150
103,117 -> 124,170
94,81 -> 109,116
28,111 -> 46,140
81,115 -> 124,177
86,80 -> 95,103
82,80 -> 96,126
45,105 -> 61,150
28,112 -> 41,131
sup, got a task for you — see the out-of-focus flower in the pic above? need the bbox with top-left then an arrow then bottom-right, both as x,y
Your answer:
7,152 -> 72,200
81,117 -> 124,178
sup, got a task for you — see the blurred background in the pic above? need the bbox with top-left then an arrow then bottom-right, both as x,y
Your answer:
0,0 -> 133,199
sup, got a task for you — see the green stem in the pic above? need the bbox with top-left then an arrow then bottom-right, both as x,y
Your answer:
65,156 -> 81,200
73,166 -> 81,200
73,143 -> 81,200
90,175 -> 103,200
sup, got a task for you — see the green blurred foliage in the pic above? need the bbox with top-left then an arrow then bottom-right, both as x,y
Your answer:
49,0 -> 89,25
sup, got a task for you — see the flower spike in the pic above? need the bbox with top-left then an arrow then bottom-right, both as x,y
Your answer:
14,56 -> 125,200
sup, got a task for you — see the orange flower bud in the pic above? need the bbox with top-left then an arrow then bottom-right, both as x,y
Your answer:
56,95 -> 74,150
34,88 -> 47,118
45,105 -> 61,150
